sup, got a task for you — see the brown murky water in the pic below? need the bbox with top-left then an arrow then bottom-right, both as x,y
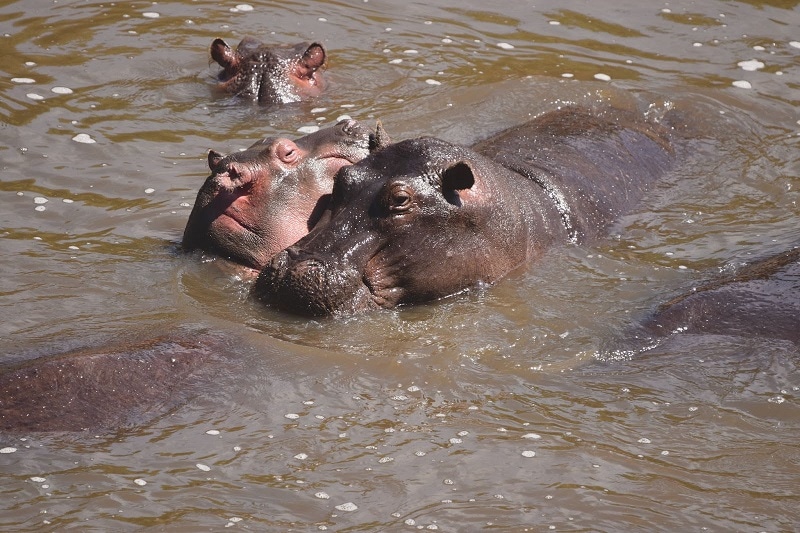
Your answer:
1,0 -> 799,530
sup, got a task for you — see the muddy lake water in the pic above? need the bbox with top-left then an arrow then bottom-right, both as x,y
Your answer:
1,0 -> 799,530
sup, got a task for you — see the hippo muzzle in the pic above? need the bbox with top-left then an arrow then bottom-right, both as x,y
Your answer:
255,247 -> 377,316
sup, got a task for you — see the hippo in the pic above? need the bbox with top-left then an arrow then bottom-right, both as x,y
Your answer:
642,247 -> 800,344
210,37 -> 326,104
253,106 -> 677,316
0,329 -> 236,433
182,120 -> 388,271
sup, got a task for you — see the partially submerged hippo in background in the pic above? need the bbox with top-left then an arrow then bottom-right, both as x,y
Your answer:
642,246 -> 800,344
182,120 -> 388,271
254,106 -> 677,316
211,37 -> 326,104
0,330 -> 236,433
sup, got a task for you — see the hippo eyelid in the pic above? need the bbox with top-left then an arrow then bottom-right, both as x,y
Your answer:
386,182 -> 414,213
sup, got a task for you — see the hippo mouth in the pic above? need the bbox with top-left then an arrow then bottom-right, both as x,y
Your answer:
254,248 -> 381,316
205,183 -> 257,234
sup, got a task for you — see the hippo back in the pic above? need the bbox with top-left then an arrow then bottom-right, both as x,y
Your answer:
472,107 -> 675,243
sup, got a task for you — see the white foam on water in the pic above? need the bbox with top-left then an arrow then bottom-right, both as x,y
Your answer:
497,42 -> 514,50
732,80 -> 752,89
335,502 -> 358,511
738,59 -> 764,71
521,450 -> 536,458
134,478 -> 147,486
12,77 -> 35,84
297,126 -> 319,134
51,86 -> 73,94
142,12 -> 159,18
594,73 -> 611,81
196,463 -> 211,471
72,133 -> 96,144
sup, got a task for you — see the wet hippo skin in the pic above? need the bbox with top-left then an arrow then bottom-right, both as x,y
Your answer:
254,106 -> 678,316
210,37 -> 326,104
643,247 -> 800,344
182,120 -> 388,271
0,330 -> 237,433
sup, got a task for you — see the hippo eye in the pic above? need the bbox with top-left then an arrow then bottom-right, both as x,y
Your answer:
387,183 -> 413,213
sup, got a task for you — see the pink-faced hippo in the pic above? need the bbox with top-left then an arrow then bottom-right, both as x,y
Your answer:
210,37 -> 326,104
643,246 -> 800,344
253,106 -> 677,316
182,120 -> 388,271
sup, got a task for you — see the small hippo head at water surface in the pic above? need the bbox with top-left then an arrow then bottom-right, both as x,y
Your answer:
210,37 -> 326,104
252,107 -> 676,316
182,119 -> 391,271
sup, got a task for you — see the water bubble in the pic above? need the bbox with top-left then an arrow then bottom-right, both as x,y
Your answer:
638,437 -> 651,444
51,86 -> 73,94
134,478 -> 147,486
335,502 -> 358,512
72,133 -> 96,144
294,453 -> 308,460
27,93 -> 44,101
235,4 -> 254,11
206,429 -> 220,436
297,126 -> 319,134
521,450 -> 536,458
497,42 -> 514,50
33,197 -> 48,204
284,413 -> 300,420
790,41 -> 800,49
732,80 -> 752,89
425,79 -> 441,85
196,463 -> 211,471
142,12 -> 159,18
315,491 -> 330,499
594,73 -> 611,81
11,77 -> 35,84
0,447 -> 17,454
737,59 -> 764,71
522,433 -> 541,440
30,477 -> 46,483
144,188 -> 155,194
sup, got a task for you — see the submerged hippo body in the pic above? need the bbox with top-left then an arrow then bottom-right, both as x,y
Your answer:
211,37 -> 326,104
643,247 -> 800,344
182,120 -> 383,271
254,106 -> 677,316
0,330 -> 236,433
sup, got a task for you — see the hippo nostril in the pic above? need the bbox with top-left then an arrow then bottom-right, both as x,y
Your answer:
341,119 -> 357,135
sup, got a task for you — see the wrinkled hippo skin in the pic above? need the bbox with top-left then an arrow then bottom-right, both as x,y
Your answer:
182,120 -> 386,271
642,247 -> 800,344
0,330 -> 237,433
211,37 -> 326,104
254,106 -> 677,316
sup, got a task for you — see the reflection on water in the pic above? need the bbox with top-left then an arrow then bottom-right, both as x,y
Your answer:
1,0 -> 798,530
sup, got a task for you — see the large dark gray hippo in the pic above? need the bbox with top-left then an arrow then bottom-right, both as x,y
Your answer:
253,106 -> 678,316
182,120 -> 387,271
210,37 -> 326,104
642,246 -> 800,344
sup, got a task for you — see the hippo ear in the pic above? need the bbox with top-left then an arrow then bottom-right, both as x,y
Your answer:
369,120 -> 392,152
210,38 -> 237,69
294,43 -> 326,79
208,149 -> 225,170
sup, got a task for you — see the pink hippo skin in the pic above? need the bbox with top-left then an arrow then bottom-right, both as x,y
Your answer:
182,120 -> 389,272
210,37 -> 326,104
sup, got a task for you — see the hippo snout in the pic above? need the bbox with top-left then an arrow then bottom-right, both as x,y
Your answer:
252,247 -> 375,316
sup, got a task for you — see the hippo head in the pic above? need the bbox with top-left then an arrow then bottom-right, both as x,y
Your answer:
252,137 -> 531,315
182,120 -> 391,271
211,37 -> 326,104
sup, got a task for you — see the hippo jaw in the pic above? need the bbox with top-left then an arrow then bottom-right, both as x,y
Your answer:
255,252 -> 371,316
